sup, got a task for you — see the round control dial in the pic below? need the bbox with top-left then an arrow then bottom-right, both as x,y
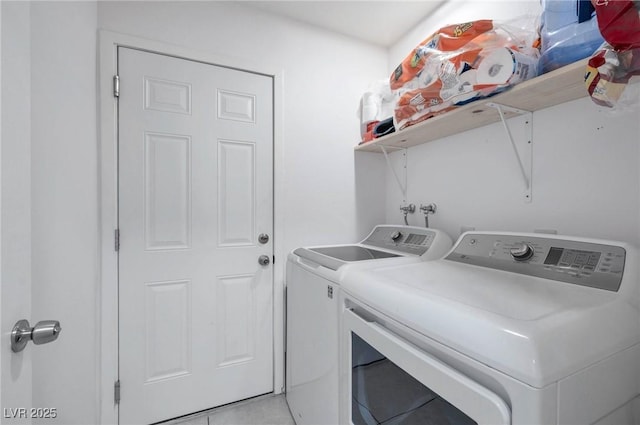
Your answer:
391,231 -> 403,242
510,243 -> 534,262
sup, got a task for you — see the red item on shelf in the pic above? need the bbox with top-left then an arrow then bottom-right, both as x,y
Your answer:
591,0 -> 640,50
360,121 -> 379,144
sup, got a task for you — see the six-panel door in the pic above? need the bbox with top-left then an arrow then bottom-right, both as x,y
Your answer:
118,47 -> 274,424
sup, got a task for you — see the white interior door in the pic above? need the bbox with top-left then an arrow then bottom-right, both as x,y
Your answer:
1,1 -> 33,420
118,47 -> 274,424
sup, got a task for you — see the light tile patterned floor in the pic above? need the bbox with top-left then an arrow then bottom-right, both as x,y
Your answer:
168,394 -> 296,425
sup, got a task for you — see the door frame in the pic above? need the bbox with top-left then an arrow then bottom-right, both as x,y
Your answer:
0,0 -> 3,410
98,31 -> 285,425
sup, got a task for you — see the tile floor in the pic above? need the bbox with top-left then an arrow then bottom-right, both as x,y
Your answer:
164,394 -> 296,425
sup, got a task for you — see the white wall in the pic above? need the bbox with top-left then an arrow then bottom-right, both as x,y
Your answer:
385,0 -> 640,245
29,2 -> 99,424
1,2 -> 33,421
390,0 -> 542,69
98,1 -> 388,249
1,7 -> 99,423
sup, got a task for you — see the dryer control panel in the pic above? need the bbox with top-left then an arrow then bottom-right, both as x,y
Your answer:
446,233 -> 626,291
363,225 -> 451,258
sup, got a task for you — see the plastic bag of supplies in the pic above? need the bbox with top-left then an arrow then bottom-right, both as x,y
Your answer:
390,19 -> 540,131
585,0 -> 640,108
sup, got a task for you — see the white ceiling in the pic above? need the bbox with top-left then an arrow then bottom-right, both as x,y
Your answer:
242,1 -> 444,47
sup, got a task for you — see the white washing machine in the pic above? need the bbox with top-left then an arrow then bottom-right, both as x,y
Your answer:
340,231 -> 640,425
285,225 -> 453,425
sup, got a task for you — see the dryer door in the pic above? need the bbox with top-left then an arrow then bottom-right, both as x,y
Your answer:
342,309 -> 511,425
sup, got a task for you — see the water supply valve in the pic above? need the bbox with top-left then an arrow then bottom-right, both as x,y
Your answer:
399,204 -> 415,225
420,203 -> 437,228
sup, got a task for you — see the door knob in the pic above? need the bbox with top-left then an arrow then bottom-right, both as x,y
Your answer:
11,319 -> 62,353
258,255 -> 271,266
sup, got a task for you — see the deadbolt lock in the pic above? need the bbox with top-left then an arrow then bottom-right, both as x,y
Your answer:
258,233 -> 270,244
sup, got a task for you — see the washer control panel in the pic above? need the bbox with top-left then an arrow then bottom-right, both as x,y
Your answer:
446,233 -> 626,291
363,226 -> 441,256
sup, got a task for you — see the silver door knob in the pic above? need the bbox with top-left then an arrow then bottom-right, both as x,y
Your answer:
11,319 -> 62,353
31,320 -> 62,345
258,255 -> 271,266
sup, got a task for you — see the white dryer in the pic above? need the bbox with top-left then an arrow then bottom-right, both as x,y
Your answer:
285,225 -> 453,425
340,231 -> 640,425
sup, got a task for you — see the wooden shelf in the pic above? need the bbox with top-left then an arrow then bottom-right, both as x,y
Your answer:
355,59 -> 589,153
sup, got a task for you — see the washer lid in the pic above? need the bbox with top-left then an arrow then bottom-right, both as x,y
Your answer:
341,252 -> 640,388
310,246 -> 400,261
293,246 -> 401,271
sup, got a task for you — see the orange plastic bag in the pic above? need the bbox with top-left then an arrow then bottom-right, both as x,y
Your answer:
390,19 -> 540,131
391,20 -> 495,90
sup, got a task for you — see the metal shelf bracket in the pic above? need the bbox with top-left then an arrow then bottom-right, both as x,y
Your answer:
487,102 -> 533,203
380,146 -> 408,202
